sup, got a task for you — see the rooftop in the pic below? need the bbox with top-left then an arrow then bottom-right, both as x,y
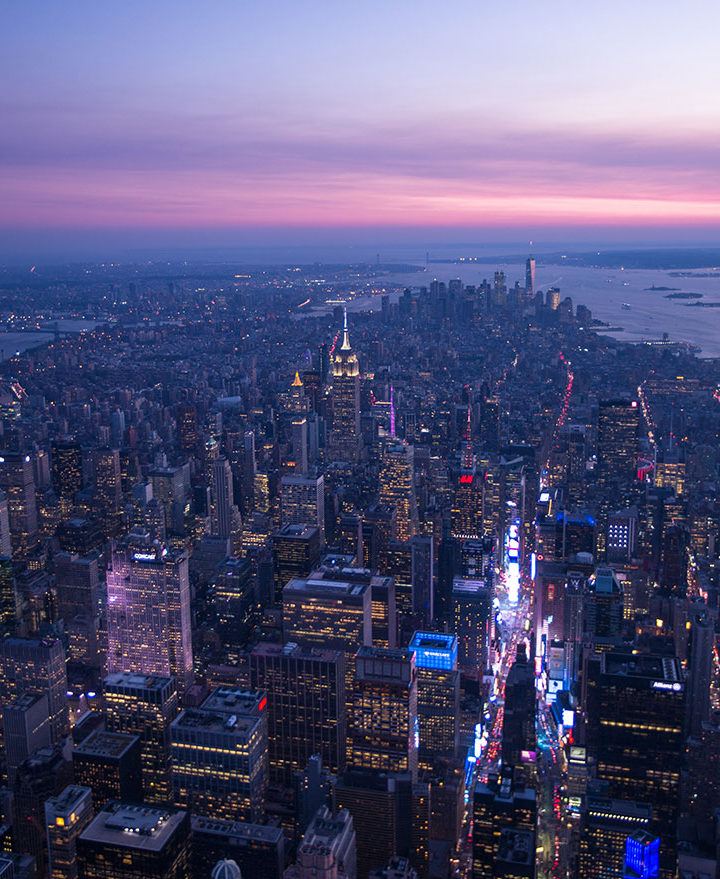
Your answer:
80,803 -> 185,851
74,730 -> 139,761
191,814 -> 283,844
284,577 -> 369,599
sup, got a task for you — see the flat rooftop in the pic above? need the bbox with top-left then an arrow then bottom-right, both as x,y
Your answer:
80,803 -> 185,852
251,642 -> 344,663
284,577 -> 369,598
74,730 -> 139,760
201,687 -> 264,717
191,815 -> 283,844
104,672 -> 174,692
172,708 -> 258,736
601,651 -> 682,684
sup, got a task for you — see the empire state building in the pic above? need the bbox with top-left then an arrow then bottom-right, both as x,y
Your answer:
328,310 -> 361,463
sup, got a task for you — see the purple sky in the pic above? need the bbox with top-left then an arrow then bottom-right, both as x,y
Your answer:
2,1 -> 719,257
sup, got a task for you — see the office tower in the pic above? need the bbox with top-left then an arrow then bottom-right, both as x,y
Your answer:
210,457 -> 236,538
501,645 -> 535,766
0,636 -> 68,743
176,402 -> 199,452
289,370 -> 309,413
586,651 -> 684,874
452,577 -> 493,678
525,256 -> 536,297
0,557 -> 19,633
285,807 -> 356,879
283,576 -> 372,653
473,768 -> 536,879
583,567 -> 624,645
597,399 -> 639,485
337,512 -> 363,563
149,465 -> 189,535
2,692 -> 51,783
369,573 -> 397,648
291,417 -> 309,474
281,474 -> 325,544
685,611 -> 714,736
0,493 -> 11,556
408,632 -> 459,768
106,532 -> 193,689
623,831 -> 660,879
54,550 -> 100,663
334,769 -> 418,879
658,524 -> 689,594
0,450 -> 38,554
348,646 -> 418,779
460,537 -> 493,580
250,642 -> 346,781
51,439 -> 83,504
607,508 -> 638,562
272,524 -> 321,599
104,672 -> 178,804
57,515 -> 104,555
94,447 -> 122,512
211,557 -> 259,655
451,467 -> 482,541
13,745 -> 73,873
545,286 -> 561,309
329,312 -> 361,463
171,687 -> 268,822
578,796 -> 652,879
410,535 -> 433,626
555,510 -> 596,558
191,816 -> 285,879
72,731 -> 143,808
77,802 -> 190,879
45,784 -> 94,879
654,445 -> 685,496
110,409 -> 125,447
379,442 -> 417,542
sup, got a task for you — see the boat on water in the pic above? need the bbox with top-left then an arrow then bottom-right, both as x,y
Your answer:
622,303 -> 631,309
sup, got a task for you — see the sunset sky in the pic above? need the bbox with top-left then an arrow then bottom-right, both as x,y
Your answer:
2,1 -> 720,256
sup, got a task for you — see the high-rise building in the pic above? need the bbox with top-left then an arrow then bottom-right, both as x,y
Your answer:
283,576 -> 372,654
171,687 -> 268,822
281,475 -> 325,544
329,312 -> 361,463
291,417 -> 309,475
104,672 -> 178,804
72,730 -> 143,808
606,508 -> 638,562
250,642 -> 346,782
452,577 -> 493,678
0,636 -> 68,743
0,450 -> 38,555
191,816 -> 285,879
410,535 -> 433,626
0,557 -> 20,633
597,399 -> 639,486
379,443 -> 417,542
525,256 -> 536,297
94,447 -> 122,512
51,440 -> 83,506
583,567 -> 624,646
77,802 -> 190,879
45,784 -> 94,879
408,632 -> 459,768
585,650 -> 684,874
348,646 -> 418,779
285,806 -> 357,879
501,645 -> 535,766
272,524 -> 322,600
54,551 -> 100,664
176,402 -> 199,453
473,768 -> 536,879
2,692 -> 51,784
685,610 -> 714,737
210,457 -> 238,539
622,832 -> 660,879
578,795 -> 652,879
106,532 -> 193,689
211,557 -> 259,655
0,492 -> 12,556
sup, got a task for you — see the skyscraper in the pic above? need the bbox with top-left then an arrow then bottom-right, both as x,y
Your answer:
171,687 -> 268,822
597,399 -> 640,486
348,646 -> 418,779
104,672 -> 178,804
51,439 -> 83,506
72,730 -> 144,808
106,531 -> 193,689
452,577 -> 493,678
250,642 -> 346,781
329,311 -> 361,463
77,802 -> 191,879
211,457 -> 237,539
379,442 -> 417,542
281,474 -> 325,544
525,256 -> 536,297
408,632 -> 459,768
285,806 -> 357,879
0,450 -> 38,555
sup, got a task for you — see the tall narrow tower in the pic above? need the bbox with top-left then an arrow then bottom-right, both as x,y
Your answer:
329,310 -> 361,463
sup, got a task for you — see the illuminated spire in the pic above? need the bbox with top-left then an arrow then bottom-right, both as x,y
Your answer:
292,370 -> 303,387
390,385 -> 396,438
340,307 -> 352,351
462,398 -> 474,470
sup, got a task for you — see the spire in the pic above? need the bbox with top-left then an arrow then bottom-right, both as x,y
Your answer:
340,307 -> 352,351
462,399 -> 474,470
390,385 -> 396,438
292,370 -> 303,387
